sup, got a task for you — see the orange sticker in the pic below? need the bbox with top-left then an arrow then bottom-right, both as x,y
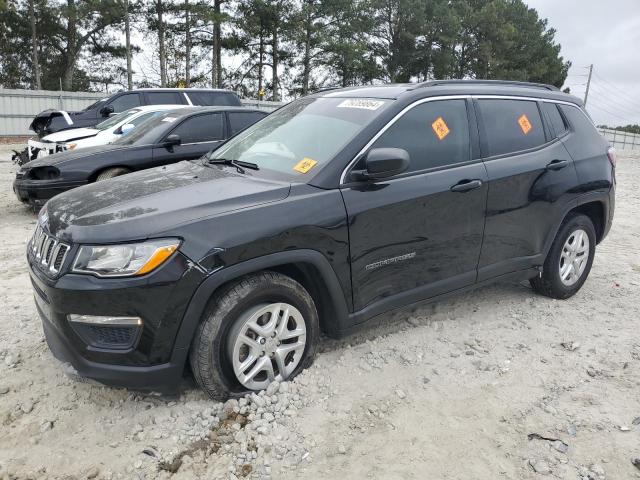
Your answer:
293,157 -> 318,174
518,114 -> 532,135
431,117 -> 450,140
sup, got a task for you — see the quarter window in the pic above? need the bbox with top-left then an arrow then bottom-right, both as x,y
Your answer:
370,99 -> 470,172
478,99 -> 546,156
543,102 -> 568,137
168,113 -> 224,143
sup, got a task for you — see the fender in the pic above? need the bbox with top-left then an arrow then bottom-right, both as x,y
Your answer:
168,249 -> 350,368
542,190 -> 611,258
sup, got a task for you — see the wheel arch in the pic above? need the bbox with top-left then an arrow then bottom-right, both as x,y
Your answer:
89,165 -> 132,182
571,200 -> 606,243
170,250 -> 350,369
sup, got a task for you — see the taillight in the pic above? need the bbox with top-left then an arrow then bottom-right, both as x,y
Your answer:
607,147 -> 617,168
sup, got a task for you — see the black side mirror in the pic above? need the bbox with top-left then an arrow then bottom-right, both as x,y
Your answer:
100,105 -> 114,117
350,147 -> 410,181
165,134 -> 181,147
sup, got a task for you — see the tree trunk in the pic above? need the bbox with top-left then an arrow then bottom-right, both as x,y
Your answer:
62,0 -> 78,90
124,0 -> 133,90
258,32 -> 264,97
271,29 -> 278,101
184,0 -> 191,87
302,14 -> 311,96
211,0 -> 222,88
28,0 -> 41,89
157,0 -> 167,87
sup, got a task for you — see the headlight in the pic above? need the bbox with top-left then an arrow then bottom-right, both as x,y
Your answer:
72,239 -> 180,277
64,143 -> 77,150
29,166 -> 60,180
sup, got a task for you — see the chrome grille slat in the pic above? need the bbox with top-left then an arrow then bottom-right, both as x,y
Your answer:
29,225 -> 70,276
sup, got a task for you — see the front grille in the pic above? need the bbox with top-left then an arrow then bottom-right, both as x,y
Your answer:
29,225 -> 70,276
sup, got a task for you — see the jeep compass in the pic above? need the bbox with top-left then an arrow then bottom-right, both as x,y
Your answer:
27,80 -> 615,399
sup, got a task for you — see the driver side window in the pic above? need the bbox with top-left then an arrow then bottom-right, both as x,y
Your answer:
168,113 -> 225,144
370,99 -> 471,173
108,93 -> 141,113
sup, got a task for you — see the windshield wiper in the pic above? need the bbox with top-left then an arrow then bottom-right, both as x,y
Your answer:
207,158 -> 259,174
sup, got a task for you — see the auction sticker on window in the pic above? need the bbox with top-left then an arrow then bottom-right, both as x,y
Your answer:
431,117 -> 450,140
337,99 -> 385,111
518,114 -> 532,135
293,157 -> 318,174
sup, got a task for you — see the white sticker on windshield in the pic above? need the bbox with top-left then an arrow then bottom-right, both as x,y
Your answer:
162,117 -> 177,123
337,99 -> 385,111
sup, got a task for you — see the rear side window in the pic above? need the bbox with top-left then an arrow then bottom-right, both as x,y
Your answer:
187,91 -> 242,106
543,102 -> 568,137
370,99 -> 470,172
169,113 -> 224,143
478,99 -> 546,156
146,91 -> 184,105
108,93 -> 141,112
228,112 -> 266,135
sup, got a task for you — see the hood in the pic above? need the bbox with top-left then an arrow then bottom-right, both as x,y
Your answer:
45,160 -> 291,243
26,143 -> 133,168
42,127 -> 99,143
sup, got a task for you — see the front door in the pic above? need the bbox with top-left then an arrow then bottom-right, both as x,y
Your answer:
153,112 -> 226,166
341,98 -> 488,314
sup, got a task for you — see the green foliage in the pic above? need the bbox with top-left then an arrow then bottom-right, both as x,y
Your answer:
0,0 -> 571,95
598,124 -> 640,135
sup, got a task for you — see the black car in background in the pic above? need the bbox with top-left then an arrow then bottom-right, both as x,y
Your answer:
14,107 -> 267,208
30,88 -> 243,137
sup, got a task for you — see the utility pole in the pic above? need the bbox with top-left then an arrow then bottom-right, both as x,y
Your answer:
584,64 -> 593,106
124,0 -> 133,90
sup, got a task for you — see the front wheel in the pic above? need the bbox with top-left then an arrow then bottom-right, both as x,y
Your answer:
530,213 -> 596,299
189,272 -> 319,400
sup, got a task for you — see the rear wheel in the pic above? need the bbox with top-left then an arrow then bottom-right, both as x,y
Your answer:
530,213 -> 596,299
189,272 -> 319,400
95,167 -> 130,181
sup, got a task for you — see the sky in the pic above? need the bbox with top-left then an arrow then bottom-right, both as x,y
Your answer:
526,0 -> 640,126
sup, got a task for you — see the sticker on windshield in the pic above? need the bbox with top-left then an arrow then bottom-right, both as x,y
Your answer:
518,114 -> 532,135
337,99 -> 385,111
162,117 -> 177,123
431,117 -> 450,140
293,157 -> 318,174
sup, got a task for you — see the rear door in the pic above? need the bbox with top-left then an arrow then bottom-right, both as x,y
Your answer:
152,112 -> 226,166
341,98 -> 488,314
475,97 -> 579,280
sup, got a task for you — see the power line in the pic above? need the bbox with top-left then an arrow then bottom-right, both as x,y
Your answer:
587,100 -> 639,125
592,71 -> 640,106
588,84 -> 640,117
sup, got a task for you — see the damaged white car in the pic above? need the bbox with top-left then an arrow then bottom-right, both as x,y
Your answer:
26,104 -> 186,160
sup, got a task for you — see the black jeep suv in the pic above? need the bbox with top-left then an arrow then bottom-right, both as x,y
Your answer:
27,80 -> 615,399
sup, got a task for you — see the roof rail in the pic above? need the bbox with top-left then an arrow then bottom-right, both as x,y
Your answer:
415,79 -> 560,92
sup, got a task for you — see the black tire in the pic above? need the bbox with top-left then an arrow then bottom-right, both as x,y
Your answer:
189,271 -> 319,400
95,167 -> 130,181
530,213 -> 596,299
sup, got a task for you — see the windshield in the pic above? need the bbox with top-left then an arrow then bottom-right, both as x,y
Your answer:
84,98 -> 108,111
113,110 -> 178,146
208,97 -> 391,177
94,108 -> 141,131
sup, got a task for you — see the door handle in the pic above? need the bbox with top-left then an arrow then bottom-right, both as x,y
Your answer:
450,179 -> 483,193
546,159 -> 568,171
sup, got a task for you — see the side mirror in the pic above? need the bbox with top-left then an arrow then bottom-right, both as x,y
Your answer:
164,134 -> 181,147
350,147 -> 410,181
100,105 -> 114,117
120,123 -> 135,135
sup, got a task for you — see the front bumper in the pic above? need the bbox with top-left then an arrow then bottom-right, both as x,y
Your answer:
28,247 -> 206,392
13,177 -> 87,207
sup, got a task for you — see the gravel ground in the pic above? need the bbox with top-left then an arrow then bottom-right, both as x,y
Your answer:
1,145 -> 639,480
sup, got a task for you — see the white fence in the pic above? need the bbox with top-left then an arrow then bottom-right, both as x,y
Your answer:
597,127 -> 640,151
0,88 -> 284,137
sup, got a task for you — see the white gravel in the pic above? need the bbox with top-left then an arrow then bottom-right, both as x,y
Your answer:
1,146 -> 640,479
